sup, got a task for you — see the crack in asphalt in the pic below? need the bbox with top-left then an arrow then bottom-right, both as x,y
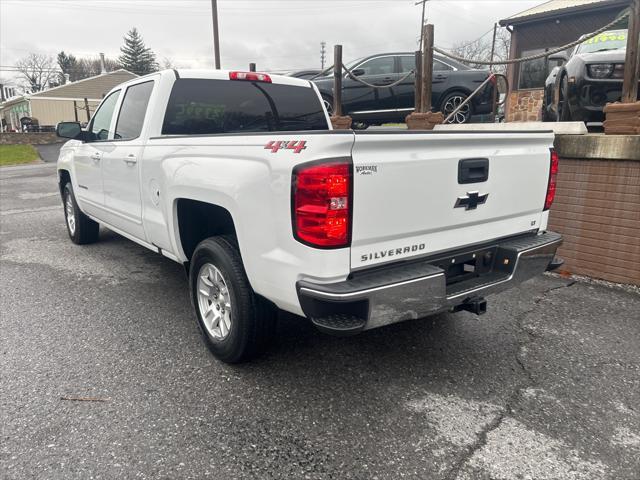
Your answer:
443,280 -> 576,480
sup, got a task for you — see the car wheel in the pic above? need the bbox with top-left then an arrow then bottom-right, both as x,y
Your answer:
557,76 -> 572,122
351,121 -> 369,130
441,92 -> 472,124
62,182 -> 99,244
190,236 -> 276,363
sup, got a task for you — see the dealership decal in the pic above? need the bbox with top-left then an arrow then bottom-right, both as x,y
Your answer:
264,140 -> 307,154
361,243 -> 426,263
355,165 -> 378,175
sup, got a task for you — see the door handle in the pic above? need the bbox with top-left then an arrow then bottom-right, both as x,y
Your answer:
376,77 -> 394,86
124,154 -> 137,165
435,74 -> 448,80
90,152 -> 101,162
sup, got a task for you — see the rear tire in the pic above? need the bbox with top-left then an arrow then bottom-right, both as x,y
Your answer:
440,91 -> 472,124
190,236 -> 276,363
63,182 -> 99,244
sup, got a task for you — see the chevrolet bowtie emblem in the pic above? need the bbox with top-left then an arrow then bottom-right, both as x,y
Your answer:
454,191 -> 489,210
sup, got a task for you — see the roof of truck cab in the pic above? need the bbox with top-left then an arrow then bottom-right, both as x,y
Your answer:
171,69 -> 314,87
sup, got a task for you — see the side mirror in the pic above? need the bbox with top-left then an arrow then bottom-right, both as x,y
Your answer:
548,52 -> 568,64
56,121 -> 83,140
350,68 -> 366,77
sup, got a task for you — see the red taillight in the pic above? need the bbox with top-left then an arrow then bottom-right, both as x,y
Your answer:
292,161 -> 351,248
229,71 -> 272,83
544,148 -> 559,210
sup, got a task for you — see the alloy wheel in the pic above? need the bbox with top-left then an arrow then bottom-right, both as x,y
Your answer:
65,194 -> 76,235
197,263 -> 233,340
443,95 -> 470,124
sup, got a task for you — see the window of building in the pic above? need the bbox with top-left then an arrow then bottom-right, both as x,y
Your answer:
518,49 -> 555,89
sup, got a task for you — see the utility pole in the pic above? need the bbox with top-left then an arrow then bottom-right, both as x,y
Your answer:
211,0 -> 221,69
420,24 -> 434,113
489,23 -> 498,71
333,45 -> 343,117
320,41 -> 327,69
489,23 -> 499,121
415,0 -> 429,50
621,0 -> 639,103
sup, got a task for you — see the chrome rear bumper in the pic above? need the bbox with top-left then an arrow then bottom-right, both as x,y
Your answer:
297,231 -> 563,335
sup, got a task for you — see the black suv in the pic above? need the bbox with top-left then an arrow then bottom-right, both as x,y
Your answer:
312,52 -> 496,126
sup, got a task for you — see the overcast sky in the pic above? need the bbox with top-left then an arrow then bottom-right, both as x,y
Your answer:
1,0 -> 543,78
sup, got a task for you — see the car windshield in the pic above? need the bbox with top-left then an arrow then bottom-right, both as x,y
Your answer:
576,30 -> 627,54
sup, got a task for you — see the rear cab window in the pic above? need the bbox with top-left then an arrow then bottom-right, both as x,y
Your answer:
161,79 -> 328,135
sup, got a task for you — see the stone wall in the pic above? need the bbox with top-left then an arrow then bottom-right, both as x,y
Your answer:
548,135 -> 640,285
506,90 -> 544,122
0,132 -> 61,145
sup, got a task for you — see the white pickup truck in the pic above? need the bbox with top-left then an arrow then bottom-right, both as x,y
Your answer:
56,69 -> 562,363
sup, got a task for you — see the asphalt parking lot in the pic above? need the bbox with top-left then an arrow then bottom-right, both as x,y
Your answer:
1,163 -> 639,480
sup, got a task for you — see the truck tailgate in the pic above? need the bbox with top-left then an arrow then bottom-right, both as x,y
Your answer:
350,131 -> 554,269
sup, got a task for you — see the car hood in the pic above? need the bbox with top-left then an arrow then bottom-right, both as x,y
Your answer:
575,49 -> 626,62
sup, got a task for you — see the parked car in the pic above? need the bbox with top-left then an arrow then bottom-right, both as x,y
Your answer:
312,52 -> 496,126
545,29 -> 634,123
56,69 -> 562,363
287,69 -> 322,80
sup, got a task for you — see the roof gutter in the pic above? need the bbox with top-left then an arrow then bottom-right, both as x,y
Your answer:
499,0 -> 629,27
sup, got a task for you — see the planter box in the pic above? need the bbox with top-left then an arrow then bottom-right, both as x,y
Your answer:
405,112 -> 444,130
604,101 -> 640,135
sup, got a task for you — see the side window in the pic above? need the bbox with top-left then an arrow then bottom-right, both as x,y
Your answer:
399,56 -> 452,72
356,57 -> 395,76
434,60 -> 453,71
89,90 -> 120,141
115,81 -> 154,140
399,56 -> 415,73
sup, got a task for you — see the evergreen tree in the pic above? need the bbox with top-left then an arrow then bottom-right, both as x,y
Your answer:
57,51 -> 78,82
118,28 -> 159,75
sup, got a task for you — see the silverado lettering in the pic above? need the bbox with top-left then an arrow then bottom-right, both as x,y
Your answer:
360,243 -> 426,263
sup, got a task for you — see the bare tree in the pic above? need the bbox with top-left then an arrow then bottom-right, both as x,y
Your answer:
161,56 -> 175,70
76,56 -> 120,78
449,27 -> 511,74
15,53 -> 59,92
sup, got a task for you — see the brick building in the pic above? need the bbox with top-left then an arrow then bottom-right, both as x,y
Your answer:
499,0 -> 629,122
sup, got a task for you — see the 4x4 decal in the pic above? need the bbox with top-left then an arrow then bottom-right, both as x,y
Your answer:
264,140 -> 307,154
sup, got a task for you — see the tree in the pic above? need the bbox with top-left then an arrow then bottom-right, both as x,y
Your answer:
77,57 -> 120,77
161,56 -> 175,70
118,28 -> 159,75
57,52 -> 120,82
15,53 -> 59,92
450,27 -> 511,75
57,51 -> 78,82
